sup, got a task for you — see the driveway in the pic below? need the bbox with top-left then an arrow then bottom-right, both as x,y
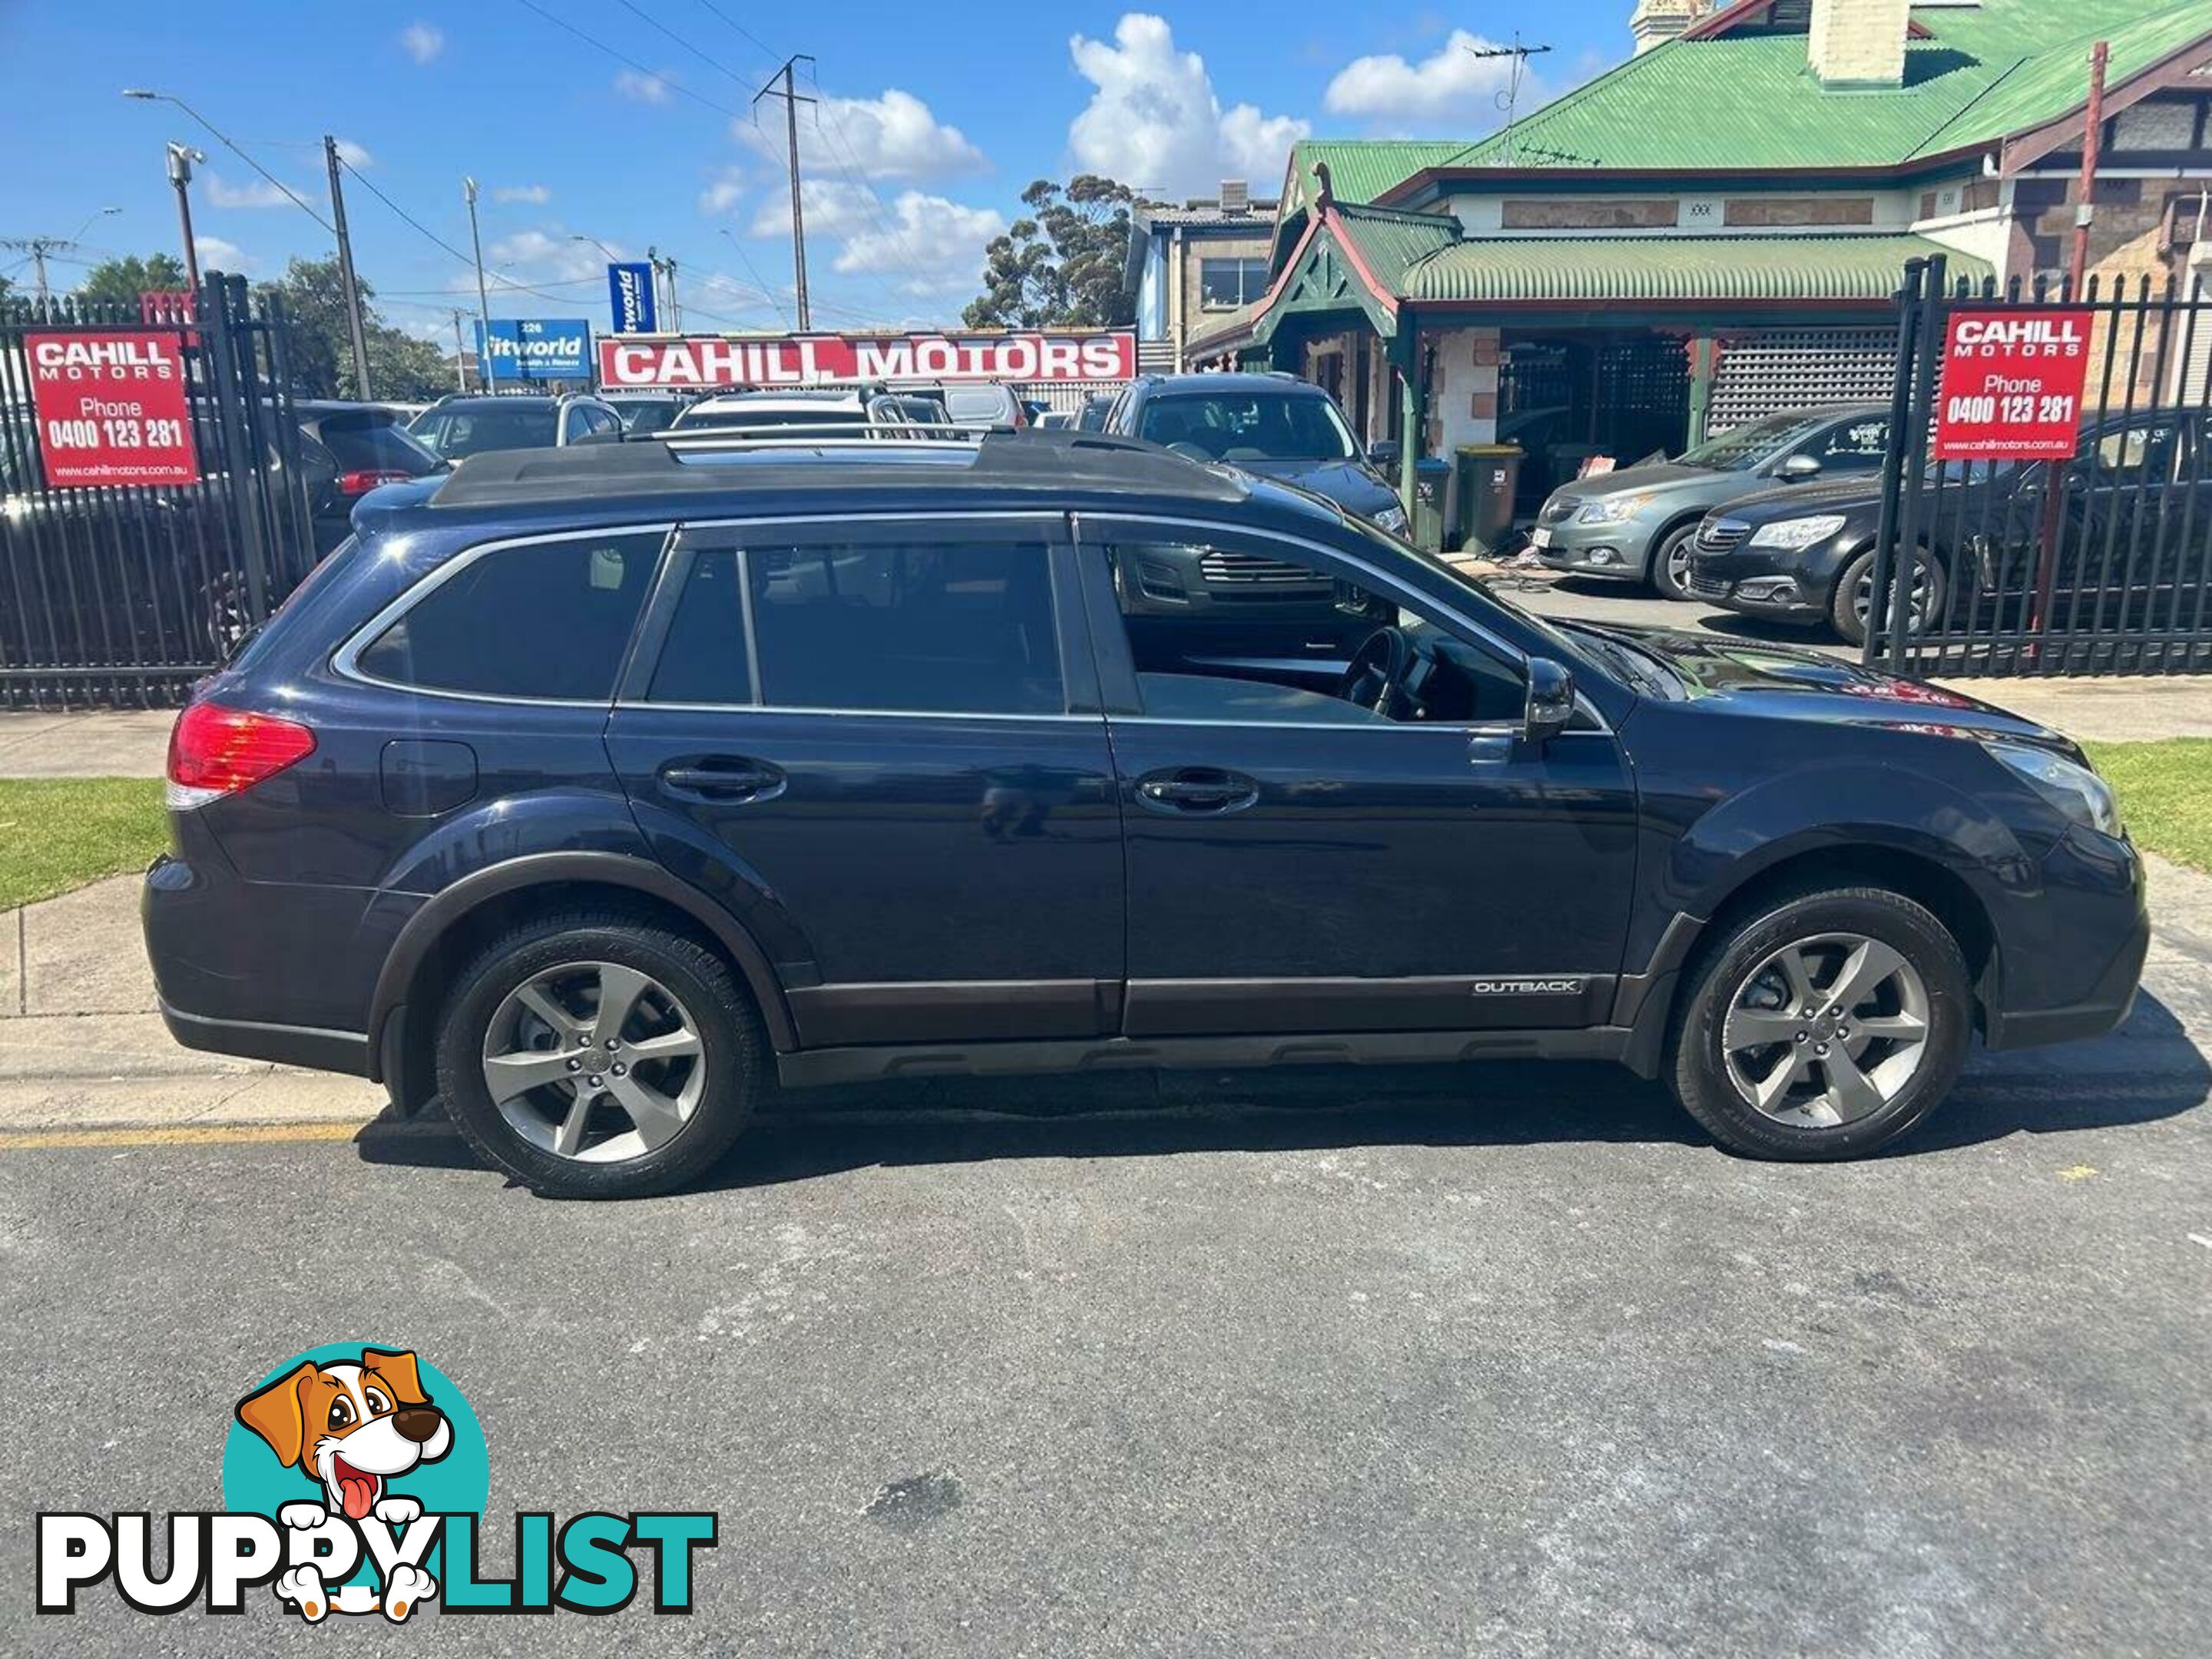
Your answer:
2,859 -> 2209,1654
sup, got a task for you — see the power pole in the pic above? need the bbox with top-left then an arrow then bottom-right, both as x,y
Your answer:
463,176 -> 496,393
324,135 -> 374,400
754,55 -> 816,330
2068,41 -> 2111,295
449,309 -> 471,392
664,255 -> 682,331
167,142 -> 205,293
2,237 -> 72,316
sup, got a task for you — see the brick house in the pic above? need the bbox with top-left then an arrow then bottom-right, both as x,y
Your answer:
1190,0 -> 2212,518
1121,183 -> 1280,374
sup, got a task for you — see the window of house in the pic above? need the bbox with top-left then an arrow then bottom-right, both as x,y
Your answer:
356,531 -> 663,700
745,540 -> 1062,715
1198,257 -> 1269,310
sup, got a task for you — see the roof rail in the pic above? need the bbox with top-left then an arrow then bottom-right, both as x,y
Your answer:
658,416 -> 995,448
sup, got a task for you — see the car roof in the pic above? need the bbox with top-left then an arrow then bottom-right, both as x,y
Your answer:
1140,372 -> 1319,398
426,395 -> 561,411
388,430 -> 1356,535
687,389 -> 867,409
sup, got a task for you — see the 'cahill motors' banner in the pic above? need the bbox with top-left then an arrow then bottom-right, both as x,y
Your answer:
597,331 -> 1137,389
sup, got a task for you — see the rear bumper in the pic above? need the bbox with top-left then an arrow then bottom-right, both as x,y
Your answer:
157,998 -> 373,1076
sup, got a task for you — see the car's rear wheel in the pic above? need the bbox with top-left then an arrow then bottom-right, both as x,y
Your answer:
1649,522 -> 1699,601
434,911 -> 766,1198
1667,885 -> 1972,1161
1834,547 -> 1944,647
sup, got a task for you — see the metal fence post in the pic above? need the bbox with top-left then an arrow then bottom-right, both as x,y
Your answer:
1886,255 -> 1946,675
1866,259 -> 1925,671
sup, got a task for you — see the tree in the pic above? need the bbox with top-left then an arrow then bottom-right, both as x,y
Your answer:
74,253 -> 189,307
254,256 -> 453,401
964,175 -> 1140,330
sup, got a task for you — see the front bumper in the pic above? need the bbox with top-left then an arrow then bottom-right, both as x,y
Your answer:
1686,538 -> 1844,618
1531,517 -> 1657,581
1982,826 -> 2150,1051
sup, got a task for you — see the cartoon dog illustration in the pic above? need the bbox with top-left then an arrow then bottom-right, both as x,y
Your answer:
236,1349 -> 452,1622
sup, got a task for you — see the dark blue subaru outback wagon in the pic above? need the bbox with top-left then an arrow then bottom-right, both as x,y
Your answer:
144,431 -> 2148,1198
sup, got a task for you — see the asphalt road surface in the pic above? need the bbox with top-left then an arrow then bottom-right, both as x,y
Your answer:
5,933 -> 2210,1655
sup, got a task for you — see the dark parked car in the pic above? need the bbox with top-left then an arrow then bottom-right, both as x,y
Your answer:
1102,372 -> 1409,535
1533,406 -> 1891,599
293,401 -> 448,554
602,392 -> 693,435
1690,409 -> 2212,644
145,432 -> 2147,1199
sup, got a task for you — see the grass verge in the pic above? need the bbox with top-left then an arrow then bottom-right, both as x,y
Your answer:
2082,740 -> 2212,875
0,778 -> 169,910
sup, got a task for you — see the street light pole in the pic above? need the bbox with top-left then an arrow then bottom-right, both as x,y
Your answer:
464,176 -> 495,394
324,136 -> 373,400
166,142 -> 204,293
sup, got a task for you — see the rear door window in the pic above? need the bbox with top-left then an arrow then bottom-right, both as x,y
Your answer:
313,412 -> 442,474
355,530 -> 664,700
739,539 -> 1062,714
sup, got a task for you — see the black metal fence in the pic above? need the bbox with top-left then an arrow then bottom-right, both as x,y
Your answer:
1,275 -> 313,708
1867,254 -> 2212,678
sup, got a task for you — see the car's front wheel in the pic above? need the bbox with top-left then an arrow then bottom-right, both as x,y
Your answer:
1834,547 -> 1944,647
1667,885 -> 1972,1161
434,910 -> 767,1198
1649,522 -> 1699,601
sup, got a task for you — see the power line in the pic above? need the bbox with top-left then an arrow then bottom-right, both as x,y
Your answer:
613,0 -> 759,95
336,156 -> 596,306
510,0 -> 745,118
692,0 -> 780,61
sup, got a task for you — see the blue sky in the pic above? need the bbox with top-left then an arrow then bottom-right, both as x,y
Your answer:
1,2 -> 1634,339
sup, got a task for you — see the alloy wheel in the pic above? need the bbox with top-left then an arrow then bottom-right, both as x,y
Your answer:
1853,558 -> 1936,634
480,962 -> 707,1162
1720,932 -> 1931,1128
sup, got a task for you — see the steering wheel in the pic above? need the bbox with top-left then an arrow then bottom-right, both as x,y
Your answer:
1340,625 -> 1423,719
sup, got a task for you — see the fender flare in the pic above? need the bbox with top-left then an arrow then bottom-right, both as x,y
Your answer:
368,851 -> 798,1068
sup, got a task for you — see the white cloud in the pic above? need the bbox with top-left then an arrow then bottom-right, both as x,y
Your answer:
799,89 -> 986,181
614,68 -> 671,104
399,22 -> 443,65
204,172 -> 296,210
485,228 -> 614,283
333,138 -> 373,170
1323,30 -> 1540,131
698,168 -> 744,215
194,234 -> 253,273
494,183 -> 551,204
1066,14 -> 1307,197
834,190 -> 1005,296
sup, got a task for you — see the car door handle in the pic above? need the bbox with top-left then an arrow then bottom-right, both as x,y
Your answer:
1135,767 -> 1260,816
658,760 -> 786,803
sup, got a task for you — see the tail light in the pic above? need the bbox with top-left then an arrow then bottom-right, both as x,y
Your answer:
336,469 -> 412,496
167,703 -> 316,809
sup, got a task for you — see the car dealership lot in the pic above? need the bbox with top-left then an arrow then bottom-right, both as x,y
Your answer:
2,863 -> 2208,1656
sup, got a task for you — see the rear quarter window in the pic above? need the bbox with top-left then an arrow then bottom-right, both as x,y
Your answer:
353,530 -> 664,700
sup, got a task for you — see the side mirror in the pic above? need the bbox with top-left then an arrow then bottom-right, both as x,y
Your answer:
1776,453 -> 1822,482
1367,439 -> 1400,468
1524,658 -> 1576,747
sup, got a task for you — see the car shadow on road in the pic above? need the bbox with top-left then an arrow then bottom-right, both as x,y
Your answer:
355,995 -> 2208,1192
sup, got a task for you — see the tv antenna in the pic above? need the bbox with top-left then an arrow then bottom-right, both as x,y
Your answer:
1465,34 -> 1553,167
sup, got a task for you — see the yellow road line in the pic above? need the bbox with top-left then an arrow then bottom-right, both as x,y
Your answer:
0,1121 -> 369,1151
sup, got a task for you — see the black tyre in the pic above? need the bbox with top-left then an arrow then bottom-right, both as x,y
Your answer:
1667,885 -> 1972,1161
1649,522 -> 1699,601
1833,547 -> 1944,647
433,909 -> 767,1198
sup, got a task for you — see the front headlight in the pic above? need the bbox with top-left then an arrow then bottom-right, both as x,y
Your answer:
1574,495 -> 1651,525
1988,742 -> 2121,837
1747,514 -> 1846,549
1370,504 -> 1409,535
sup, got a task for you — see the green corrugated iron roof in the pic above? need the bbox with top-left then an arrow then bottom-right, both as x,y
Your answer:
1326,204 -> 1461,292
1395,233 -> 1988,305
1432,0 -> 2205,176
1283,141 -> 1463,215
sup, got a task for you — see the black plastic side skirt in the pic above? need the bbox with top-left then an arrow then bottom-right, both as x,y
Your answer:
777,1027 -> 1634,1089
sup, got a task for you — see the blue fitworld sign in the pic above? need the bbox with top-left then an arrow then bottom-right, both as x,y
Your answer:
475,318 -> 591,382
608,262 -> 658,334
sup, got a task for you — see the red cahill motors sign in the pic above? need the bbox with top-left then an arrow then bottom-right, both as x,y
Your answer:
23,330 -> 200,488
1932,309 -> 2094,462
597,330 -> 1137,390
